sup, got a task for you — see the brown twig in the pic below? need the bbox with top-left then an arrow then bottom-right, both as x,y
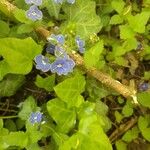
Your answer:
109,117 -> 138,143
0,0 -> 137,100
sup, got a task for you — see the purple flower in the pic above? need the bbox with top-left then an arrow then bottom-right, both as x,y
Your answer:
75,36 -> 85,54
34,54 -> 51,72
139,83 -> 149,91
47,34 -> 65,45
51,57 -> 75,75
25,0 -> 42,6
46,44 -> 56,55
26,5 -> 43,21
29,112 -> 43,124
67,0 -> 75,4
53,0 -> 63,4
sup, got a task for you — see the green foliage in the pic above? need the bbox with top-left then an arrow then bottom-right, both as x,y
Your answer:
47,98 -> 76,133
138,115 -> 150,142
127,11 -> 150,33
35,74 -> 55,92
111,0 -> 125,14
54,73 -> 85,107
0,20 -> 10,37
115,140 -> 127,150
44,0 -> 61,19
0,74 -> 25,97
62,0 -> 102,39
84,40 -> 104,68
18,96 -> 40,121
0,0 -> 150,149
137,92 -> 150,108
122,126 -> 139,142
0,37 -> 42,80
2,131 -> 28,148
110,15 -> 123,25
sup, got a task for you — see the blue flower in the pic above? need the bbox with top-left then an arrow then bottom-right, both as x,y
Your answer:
34,54 -> 51,72
47,34 -> 65,45
75,36 -> 85,54
67,0 -> 75,4
25,0 -> 42,6
53,0 -> 63,4
29,112 -> 43,124
46,44 -> 56,55
51,57 -> 75,75
53,0 -> 75,4
26,5 -> 43,21
139,83 -> 149,91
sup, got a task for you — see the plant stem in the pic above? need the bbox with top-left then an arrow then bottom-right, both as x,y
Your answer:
0,115 -> 18,119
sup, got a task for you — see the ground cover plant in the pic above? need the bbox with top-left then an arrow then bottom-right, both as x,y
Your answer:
0,0 -> 150,149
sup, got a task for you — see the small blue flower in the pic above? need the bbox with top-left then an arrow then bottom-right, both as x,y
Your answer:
26,5 -> 43,21
25,0 -> 42,6
67,0 -> 75,4
29,112 -> 43,124
51,57 -> 75,75
139,83 -> 149,91
75,36 -> 85,54
53,0 -> 63,4
34,54 -> 51,72
46,44 -> 56,54
47,34 -> 65,45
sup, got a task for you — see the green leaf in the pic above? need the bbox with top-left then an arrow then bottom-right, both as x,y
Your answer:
35,74 -> 55,92
0,119 -> 3,130
122,127 -> 139,142
115,111 -> 123,123
13,8 -> 32,24
54,74 -> 85,107
5,119 -> 17,132
110,15 -> 123,25
44,0 -> 61,19
144,71 -> 150,80
18,96 -> 39,121
84,40 -> 104,68
47,98 -> 76,133
0,74 -> 25,97
138,116 -> 149,131
0,37 -> 42,80
17,24 -> 34,34
122,102 -> 133,117
111,0 -> 125,14
63,0 -> 101,39
138,116 -> 150,142
137,92 -> 150,108
127,11 -> 150,33
0,20 -> 10,37
3,131 -> 28,148
115,140 -> 127,150
119,24 -> 135,39
60,114 -> 112,150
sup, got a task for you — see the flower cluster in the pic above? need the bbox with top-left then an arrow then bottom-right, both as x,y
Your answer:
53,0 -> 75,4
29,111 -> 43,124
34,34 -> 75,75
25,0 -> 43,21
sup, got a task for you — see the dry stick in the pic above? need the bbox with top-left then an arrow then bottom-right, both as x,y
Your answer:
0,0 -> 137,100
109,117 -> 138,143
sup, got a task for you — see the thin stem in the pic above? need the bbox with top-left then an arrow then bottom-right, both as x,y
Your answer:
0,115 -> 18,119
